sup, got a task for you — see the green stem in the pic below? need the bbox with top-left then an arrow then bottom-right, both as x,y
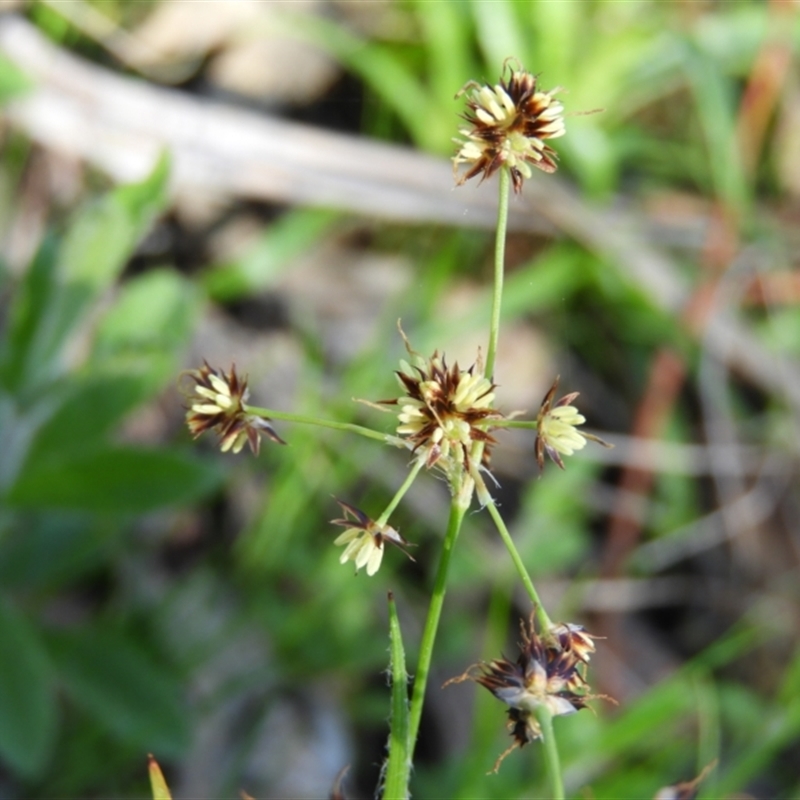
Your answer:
408,498 -> 468,750
485,501 -> 553,630
536,706 -> 565,800
376,458 -> 425,526
246,405 -> 389,444
484,167 -> 510,380
491,419 -> 538,430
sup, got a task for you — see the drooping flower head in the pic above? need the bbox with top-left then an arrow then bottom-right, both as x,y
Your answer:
453,60 -> 566,193
332,499 -> 414,576
535,376 -> 612,471
380,330 -> 503,501
183,362 -> 285,455
446,614 -> 609,773
549,622 -> 599,664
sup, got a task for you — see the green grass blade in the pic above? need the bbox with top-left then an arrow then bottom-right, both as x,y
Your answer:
0,601 -> 57,777
383,591 -> 410,800
148,755 -> 173,800
273,12 -> 444,152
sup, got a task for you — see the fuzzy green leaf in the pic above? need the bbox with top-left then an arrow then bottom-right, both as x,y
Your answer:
7,446 -> 222,513
0,157 -> 170,395
0,602 -> 57,777
51,628 -> 189,756
383,592 -> 411,800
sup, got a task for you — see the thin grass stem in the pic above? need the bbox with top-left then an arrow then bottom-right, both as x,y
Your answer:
536,706 -> 565,800
246,405 -> 389,443
485,501 -> 553,630
377,458 -> 425,526
408,498 -> 468,750
484,167 -> 510,379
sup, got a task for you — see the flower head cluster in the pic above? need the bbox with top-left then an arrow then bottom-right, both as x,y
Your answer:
332,499 -> 414,576
453,60 -> 566,193
183,362 -> 285,455
382,335 -> 502,499
535,377 -> 612,471
448,615 -> 604,772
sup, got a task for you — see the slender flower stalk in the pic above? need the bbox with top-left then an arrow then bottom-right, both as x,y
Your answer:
448,62 -> 580,796
246,405 -> 393,445
485,501 -> 552,631
376,456 -> 426,525
408,498 -> 469,750
536,706 -> 565,800
485,167 -> 510,381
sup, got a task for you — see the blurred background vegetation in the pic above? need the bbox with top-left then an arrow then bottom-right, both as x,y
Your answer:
1,1 -> 799,798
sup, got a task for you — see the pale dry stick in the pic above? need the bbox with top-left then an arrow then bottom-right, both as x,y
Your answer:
2,17 -> 800,418
631,470 -> 789,574
0,16 -> 546,234
579,433 -> 782,476
630,248 -> 796,572
601,349 -> 686,579
632,250 -> 795,574
697,247 -> 792,570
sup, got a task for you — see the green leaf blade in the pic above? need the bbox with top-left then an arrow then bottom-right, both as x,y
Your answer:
383,592 -> 411,800
52,628 -> 189,757
7,446 -> 223,514
0,602 -> 57,777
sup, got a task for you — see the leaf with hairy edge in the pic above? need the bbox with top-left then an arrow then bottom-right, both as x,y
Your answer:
383,592 -> 411,800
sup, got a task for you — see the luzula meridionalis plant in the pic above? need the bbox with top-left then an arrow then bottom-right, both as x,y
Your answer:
181,59 -> 613,799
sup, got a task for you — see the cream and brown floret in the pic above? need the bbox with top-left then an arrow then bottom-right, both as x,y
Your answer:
383,345 -> 503,497
453,62 -> 566,193
548,622 -> 598,664
184,362 -> 285,455
447,614 -> 608,772
331,499 -> 414,576
535,376 -> 612,471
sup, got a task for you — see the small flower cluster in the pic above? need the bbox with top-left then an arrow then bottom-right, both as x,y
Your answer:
183,362 -> 285,455
535,377 -> 612,471
382,333 -> 503,501
448,615 -> 606,772
331,499 -> 414,577
181,71 -> 610,584
453,60 -> 566,193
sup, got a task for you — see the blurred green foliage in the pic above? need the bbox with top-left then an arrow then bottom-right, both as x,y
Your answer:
0,158 -> 219,788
